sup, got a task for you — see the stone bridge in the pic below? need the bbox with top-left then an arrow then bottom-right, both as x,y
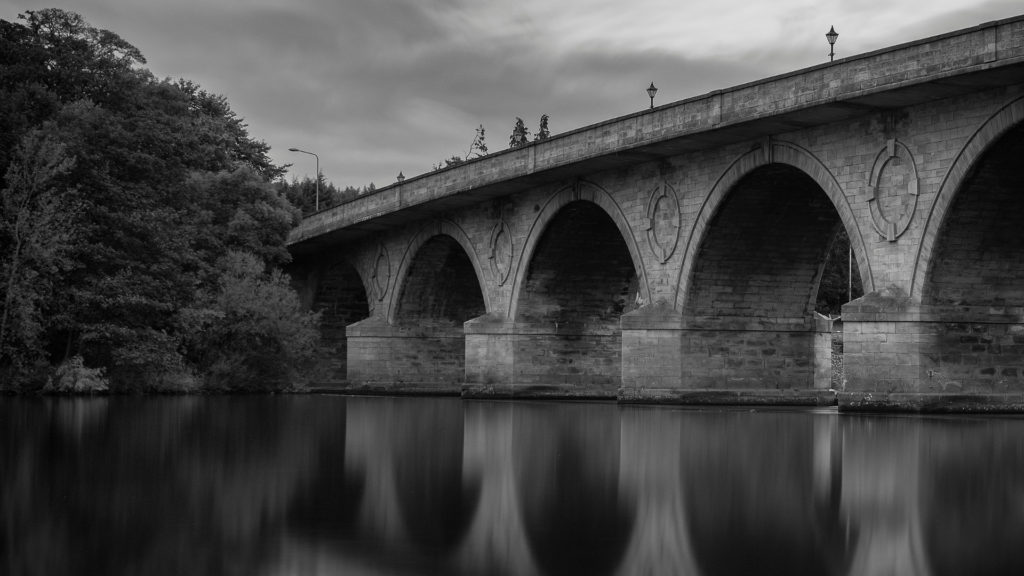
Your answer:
287,15 -> 1024,411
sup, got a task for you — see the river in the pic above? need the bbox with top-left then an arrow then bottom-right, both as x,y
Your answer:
2,395 -> 1022,575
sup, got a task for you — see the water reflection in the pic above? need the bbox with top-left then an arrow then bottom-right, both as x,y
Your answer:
513,403 -> 633,576
681,411 -> 855,576
2,397 -> 1024,575
920,419 -> 1024,576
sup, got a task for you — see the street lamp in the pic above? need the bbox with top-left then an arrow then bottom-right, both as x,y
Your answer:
826,26 -> 839,62
288,147 -> 320,211
647,82 -> 658,109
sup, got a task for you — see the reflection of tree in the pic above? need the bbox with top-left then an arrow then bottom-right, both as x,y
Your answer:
0,396 -> 334,576
681,411 -> 855,576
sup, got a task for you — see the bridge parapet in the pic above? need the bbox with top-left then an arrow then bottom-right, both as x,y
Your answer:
289,15 -> 1024,252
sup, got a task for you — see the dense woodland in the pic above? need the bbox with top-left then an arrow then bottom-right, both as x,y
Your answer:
0,9 -> 321,392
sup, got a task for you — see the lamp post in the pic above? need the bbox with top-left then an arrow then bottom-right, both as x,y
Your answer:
647,82 -> 658,109
288,147 -> 320,211
826,26 -> 839,62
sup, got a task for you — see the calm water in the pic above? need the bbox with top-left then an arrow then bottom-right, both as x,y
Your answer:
2,395 -> 1023,575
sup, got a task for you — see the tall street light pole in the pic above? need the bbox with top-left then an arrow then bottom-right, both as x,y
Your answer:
288,147 -> 320,211
647,82 -> 658,109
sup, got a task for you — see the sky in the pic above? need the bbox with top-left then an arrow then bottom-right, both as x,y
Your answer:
3,0 -> 1022,188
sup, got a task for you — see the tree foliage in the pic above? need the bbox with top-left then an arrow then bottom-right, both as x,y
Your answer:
535,114 -> 550,141
183,251 -> 321,390
0,131 -> 78,381
509,117 -> 529,148
433,124 -> 488,171
276,176 -> 371,216
0,9 -> 313,391
815,227 -> 864,316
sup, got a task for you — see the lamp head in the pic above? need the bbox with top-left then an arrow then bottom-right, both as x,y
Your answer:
826,26 -> 839,46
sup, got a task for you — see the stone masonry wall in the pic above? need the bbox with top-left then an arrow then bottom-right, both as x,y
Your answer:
291,76 -> 1024,405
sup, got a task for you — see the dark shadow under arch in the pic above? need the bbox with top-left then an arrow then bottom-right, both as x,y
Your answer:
912,95 -> 1024,300
921,120 -> 1024,306
676,142 -> 871,311
512,200 -> 641,389
683,163 -> 846,319
394,234 -> 487,326
508,181 -> 650,319
312,259 -> 370,382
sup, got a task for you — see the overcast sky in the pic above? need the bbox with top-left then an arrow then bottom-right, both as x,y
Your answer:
3,0 -> 1022,187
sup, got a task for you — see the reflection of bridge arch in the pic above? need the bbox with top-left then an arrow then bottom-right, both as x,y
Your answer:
682,411 -> 856,576
391,398 -> 481,554
455,401 -> 542,576
616,406 -> 702,575
919,419 -> 1024,576
513,402 -> 634,576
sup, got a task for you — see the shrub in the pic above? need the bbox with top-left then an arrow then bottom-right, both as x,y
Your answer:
184,251 -> 322,391
45,355 -> 109,393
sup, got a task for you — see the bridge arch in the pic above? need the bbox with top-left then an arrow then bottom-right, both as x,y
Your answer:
387,219 -> 492,325
508,180 -> 650,319
674,140 -> 872,312
311,257 -> 371,381
507,181 -> 647,391
912,95 -> 1024,302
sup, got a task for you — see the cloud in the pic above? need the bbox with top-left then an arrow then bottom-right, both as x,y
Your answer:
4,0 -> 1022,187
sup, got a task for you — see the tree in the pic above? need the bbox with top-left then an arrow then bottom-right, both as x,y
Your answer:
434,124 -> 489,171
815,227 -> 864,316
535,114 -> 550,141
467,124 -> 488,158
509,117 -> 529,148
0,131 -> 77,385
183,251 -> 322,390
0,9 -> 307,390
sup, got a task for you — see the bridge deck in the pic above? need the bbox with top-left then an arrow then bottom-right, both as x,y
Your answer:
289,15 -> 1024,255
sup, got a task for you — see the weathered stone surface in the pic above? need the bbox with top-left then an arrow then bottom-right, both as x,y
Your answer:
286,16 -> 1024,411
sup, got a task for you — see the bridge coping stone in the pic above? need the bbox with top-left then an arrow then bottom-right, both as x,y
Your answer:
290,15 -> 1024,247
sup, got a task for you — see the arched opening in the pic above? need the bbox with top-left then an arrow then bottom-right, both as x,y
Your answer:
919,121 -> 1024,390
389,234 -> 486,384
682,163 -> 851,390
514,201 -> 639,391
924,122 -> 1024,307
687,164 -> 852,318
395,234 -> 486,325
312,260 -> 370,382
